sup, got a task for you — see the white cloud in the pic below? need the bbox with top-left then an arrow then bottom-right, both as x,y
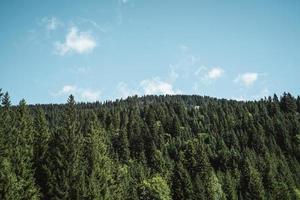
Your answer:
193,66 -> 224,88
46,17 -> 62,30
117,82 -> 139,98
234,72 -> 258,87
55,85 -> 100,102
40,17 -> 63,31
207,67 -> 224,79
140,78 -> 180,95
81,90 -> 101,101
58,85 -> 77,95
116,78 -> 181,99
55,26 -> 96,55
231,87 -> 269,101
230,96 -> 246,101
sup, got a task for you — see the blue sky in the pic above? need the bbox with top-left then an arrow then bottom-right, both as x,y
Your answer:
1,0 -> 300,104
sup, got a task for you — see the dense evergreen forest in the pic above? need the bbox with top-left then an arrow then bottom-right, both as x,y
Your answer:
1,88 -> 300,200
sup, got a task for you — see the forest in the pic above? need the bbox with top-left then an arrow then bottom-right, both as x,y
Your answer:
0,88 -> 300,200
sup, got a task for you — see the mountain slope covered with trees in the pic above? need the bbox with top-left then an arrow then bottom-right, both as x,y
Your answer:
1,89 -> 300,199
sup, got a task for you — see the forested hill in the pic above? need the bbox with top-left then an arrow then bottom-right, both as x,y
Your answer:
1,90 -> 300,200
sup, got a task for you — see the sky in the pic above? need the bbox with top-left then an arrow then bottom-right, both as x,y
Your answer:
1,0 -> 300,104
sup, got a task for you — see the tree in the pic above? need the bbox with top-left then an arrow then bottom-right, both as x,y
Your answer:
0,92 -> 24,199
297,96 -> 300,113
45,95 -> 84,199
82,111 -> 113,199
241,159 -> 265,200
280,92 -> 297,113
209,172 -> 226,200
0,158 -> 21,200
295,188 -> 300,200
113,127 -> 130,163
33,108 -> 50,197
4,99 -> 40,199
222,171 -> 237,200
171,161 -> 193,200
1,92 -> 11,109
0,92 -> 12,159
170,116 -> 181,137
139,175 -> 171,200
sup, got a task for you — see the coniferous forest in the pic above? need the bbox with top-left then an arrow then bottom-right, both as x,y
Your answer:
1,89 -> 300,200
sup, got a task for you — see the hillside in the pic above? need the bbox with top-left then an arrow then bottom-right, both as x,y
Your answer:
1,91 -> 300,199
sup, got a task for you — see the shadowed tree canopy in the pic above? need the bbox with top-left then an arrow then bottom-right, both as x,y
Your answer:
1,90 -> 300,199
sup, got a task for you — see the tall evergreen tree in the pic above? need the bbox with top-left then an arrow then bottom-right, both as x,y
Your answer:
139,175 -> 171,200
45,95 -> 84,199
112,127 -> 130,163
241,159 -> 265,200
33,108 -> 50,198
3,99 -> 40,199
171,161 -> 193,200
280,92 -> 297,113
0,92 -> 22,199
82,111 -> 113,199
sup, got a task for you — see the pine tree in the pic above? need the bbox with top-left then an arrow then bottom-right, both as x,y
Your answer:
82,111 -> 113,199
0,92 -> 11,159
0,92 -> 23,199
45,95 -> 84,199
170,116 -> 181,137
1,92 -> 11,109
139,175 -> 171,200
8,99 -> 40,199
113,127 -> 130,163
280,92 -> 297,113
297,96 -> 300,113
222,171 -> 237,200
0,158 -> 21,200
241,159 -> 265,200
209,171 -> 226,200
171,160 -> 193,200
33,108 -> 50,198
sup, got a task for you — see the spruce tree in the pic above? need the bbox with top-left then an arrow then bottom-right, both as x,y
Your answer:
45,95 -> 83,199
171,161 -> 193,200
8,99 -> 40,199
139,175 -> 171,200
0,92 -> 23,199
280,92 -> 297,113
33,108 -> 50,198
241,159 -> 265,200
82,111 -> 113,199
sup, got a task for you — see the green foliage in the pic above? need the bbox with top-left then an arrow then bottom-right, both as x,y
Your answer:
0,97 -> 40,199
139,175 -> 171,200
81,111 -> 113,199
45,95 -> 84,199
280,92 -> 297,113
1,90 -> 300,199
241,159 -> 265,200
295,188 -> 300,199
209,172 -> 226,200
222,171 -> 237,200
33,108 -> 50,197
0,158 -> 22,200
171,161 -> 193,200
